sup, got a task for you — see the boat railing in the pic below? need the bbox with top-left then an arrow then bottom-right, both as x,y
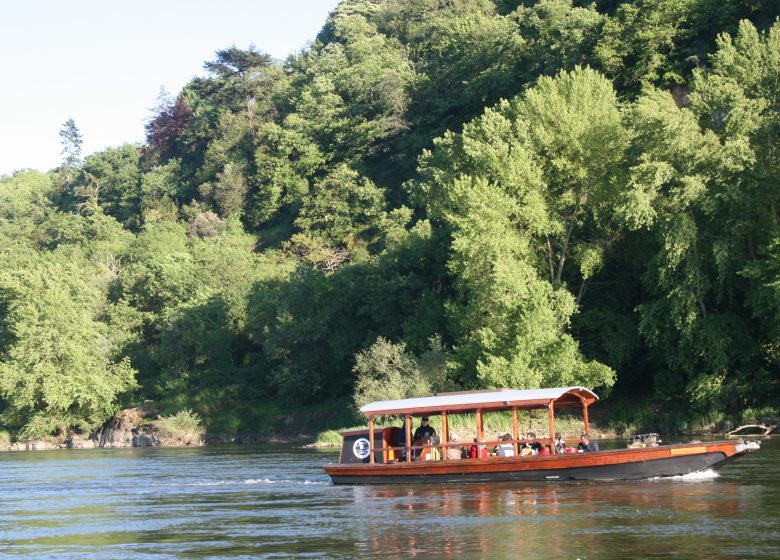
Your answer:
368,437 -> 556,463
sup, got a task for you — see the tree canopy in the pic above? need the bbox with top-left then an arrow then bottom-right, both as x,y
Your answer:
2,2 -> 779,439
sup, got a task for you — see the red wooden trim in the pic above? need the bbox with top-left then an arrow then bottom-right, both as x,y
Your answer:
405,414 -> 411,463
583,403 -> 590,434
441,411 -> 448,462
368,417 -> 375,464
547,401 -> 556,454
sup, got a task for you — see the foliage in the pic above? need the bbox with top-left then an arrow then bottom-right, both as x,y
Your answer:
0,255 -> 138,438
353,336 -> 452,409
152,409 -> 205,439
1,3 -> 779,439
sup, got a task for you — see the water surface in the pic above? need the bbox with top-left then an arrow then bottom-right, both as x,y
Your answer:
0,439 -> 778,559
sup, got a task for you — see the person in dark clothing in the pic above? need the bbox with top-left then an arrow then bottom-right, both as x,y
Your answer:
413,416 -> 436,440
524,432 -> 543,453
412,416 -> 436,458
554,432 -> 566,454
578,433 -> 599,452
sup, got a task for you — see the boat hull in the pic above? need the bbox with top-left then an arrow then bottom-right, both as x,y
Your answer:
324,441 -> 752,485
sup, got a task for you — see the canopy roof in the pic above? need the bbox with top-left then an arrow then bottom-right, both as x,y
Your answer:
359,387 -> 598,417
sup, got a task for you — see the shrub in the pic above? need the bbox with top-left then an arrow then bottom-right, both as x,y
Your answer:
153,409 -> 204,440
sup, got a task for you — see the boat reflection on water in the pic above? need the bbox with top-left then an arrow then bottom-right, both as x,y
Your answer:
349,478 -> 746,558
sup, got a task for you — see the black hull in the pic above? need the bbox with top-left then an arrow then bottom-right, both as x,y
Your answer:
329,451 -> 740,485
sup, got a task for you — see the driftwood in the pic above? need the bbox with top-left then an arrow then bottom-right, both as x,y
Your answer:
725,424 -> 778,437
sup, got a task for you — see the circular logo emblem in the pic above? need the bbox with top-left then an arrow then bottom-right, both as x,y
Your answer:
353,437 -> 371,459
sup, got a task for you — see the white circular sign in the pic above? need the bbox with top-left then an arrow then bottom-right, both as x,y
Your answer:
353,437 -> 371,459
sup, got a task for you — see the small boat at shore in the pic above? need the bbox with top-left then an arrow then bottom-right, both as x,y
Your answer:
324,387 -> 760,485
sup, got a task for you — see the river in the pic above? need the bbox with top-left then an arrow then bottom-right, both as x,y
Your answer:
0,438 -> 778,559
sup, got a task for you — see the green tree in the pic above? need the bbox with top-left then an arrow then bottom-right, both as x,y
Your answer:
59,118 -> 83,184
0,257 -> 137,437
410,67 -> 621,390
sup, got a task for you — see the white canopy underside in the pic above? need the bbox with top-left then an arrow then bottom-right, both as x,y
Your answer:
359,386 -> 598,416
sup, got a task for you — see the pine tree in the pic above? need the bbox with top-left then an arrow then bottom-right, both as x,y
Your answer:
59,118 -> 83,183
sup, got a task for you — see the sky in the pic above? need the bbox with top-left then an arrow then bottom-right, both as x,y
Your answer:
0,0 -> 341,176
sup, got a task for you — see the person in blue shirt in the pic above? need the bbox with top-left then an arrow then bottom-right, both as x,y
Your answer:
578,433 -> 599,452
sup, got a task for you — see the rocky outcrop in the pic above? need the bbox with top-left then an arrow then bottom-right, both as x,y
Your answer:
67,434 -> 97,449
9,439 -> 61,451
95,407 -> 160,448
94,407 -> 204,448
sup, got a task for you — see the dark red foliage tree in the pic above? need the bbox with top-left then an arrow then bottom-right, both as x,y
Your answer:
143,97 -> 194,166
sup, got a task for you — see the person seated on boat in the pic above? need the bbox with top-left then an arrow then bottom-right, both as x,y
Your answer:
468,438 -> 489,458
446,434 -> 463,460
554,432 -> 566,454
578,433 -> 600,452
419,435 -> 441,461
520,432 -> 544,456
496,433 -> 515,457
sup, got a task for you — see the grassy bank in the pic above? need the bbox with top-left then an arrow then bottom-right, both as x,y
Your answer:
596,401 -> 780,436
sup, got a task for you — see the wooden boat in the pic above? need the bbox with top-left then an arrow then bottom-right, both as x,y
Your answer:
323,387 -> 759,485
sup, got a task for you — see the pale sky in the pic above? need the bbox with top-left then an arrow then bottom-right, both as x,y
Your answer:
0,0 -> 341,176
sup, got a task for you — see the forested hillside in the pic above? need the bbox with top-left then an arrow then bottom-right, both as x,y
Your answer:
2,0 -> 779,440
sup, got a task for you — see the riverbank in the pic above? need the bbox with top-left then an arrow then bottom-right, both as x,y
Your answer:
2,398 -> 776,452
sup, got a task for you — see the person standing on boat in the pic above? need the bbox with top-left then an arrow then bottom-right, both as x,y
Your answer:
412,416 -> 436,458
578,433 -> 599,452
413,416 -> 436,440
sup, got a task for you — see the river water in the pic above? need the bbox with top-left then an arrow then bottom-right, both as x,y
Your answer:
0,439 -> 778,559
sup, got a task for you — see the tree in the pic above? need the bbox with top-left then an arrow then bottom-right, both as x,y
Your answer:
0,256 -> 137,437
72,145 -> 143,228
353,337 -> 450,408
617,20 -> 780,408
409,67 -> 621,391
144,88 -> 193,166
295,164 -> 387,246
59,118 -> 83,183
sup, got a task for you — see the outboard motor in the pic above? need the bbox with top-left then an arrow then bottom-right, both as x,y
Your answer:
627,433 -> 661,448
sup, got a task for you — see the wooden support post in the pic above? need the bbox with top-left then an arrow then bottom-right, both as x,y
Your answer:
441,410 -> 449,462
547,401 -> 556,454
368,416 -> 375,463
512,407 -> 519,456
476,409 -> 484,446
583,403 -> 590,435
405,414 -> 412,463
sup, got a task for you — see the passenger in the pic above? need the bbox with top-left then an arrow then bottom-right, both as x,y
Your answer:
469,439 -> 478,459
554,432 -> 566,454
522,432 -> 543,455
446,434 -> 463,460
469,438 -> 489,458
578,433 -> 600,452
496,433 -> 515,457
420,435 -> 440,461
412,435 -> 428,461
